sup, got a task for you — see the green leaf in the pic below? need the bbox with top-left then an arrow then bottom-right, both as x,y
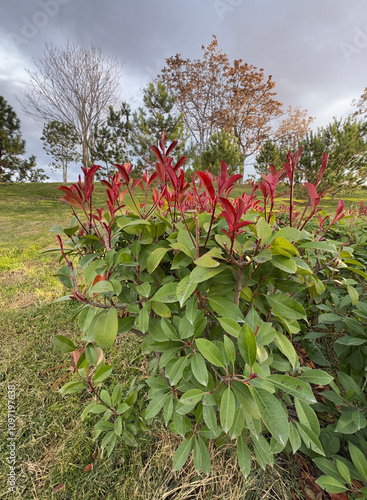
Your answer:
180,389 -> 204,406
238,324 -> 256,366
299,368 -> 333,385
167,356 -> 189,385
220,388 -> 236,433
288,422 -> 302,454
151,283 -> 178,303
151,300 -> 171,318
189,266 -> 224,284
53,335 -> 76,353
194,252 -> 220,268
194,436 -> 211,475
336,459 -> 351,486
146,247 -> 169,274
237,434 -> 252,478
267,374 -> 316,404
271,255 -> 297,273
138,305 -> 149,334
274,333 -> 299,370
176,275 -> 196,307
89,280 -> 115,295
145,393 -> 170,419
224,335 -> 236,364
112,383 -> 123,406
231,381 -> 261,419
172,438 -> 193,471
252,387 -> 289,446
296,422 -> 325,456
218,317 -> 241,338
315,475 -> 347,494
208,296 -> 244,323
94,365 -> 113,384
195,339 -> 224,367
136,282 -> 151,297
114,416 -> 122,437
294,398 -> 320,436
60,381 -> 86,395
347,285 -> 359,305
203,405 -> 219,433
349,442 -> 367,480
94,308 -> 118,349
266,294 -> 306,320
335,411 -> 367,434
191,352 -> 209,387
85,343 -> 98,365
161,318 -> 179,341
256,217 -> 272,244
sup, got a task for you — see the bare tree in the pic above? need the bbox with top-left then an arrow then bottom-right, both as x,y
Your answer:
19,41 -> 122,166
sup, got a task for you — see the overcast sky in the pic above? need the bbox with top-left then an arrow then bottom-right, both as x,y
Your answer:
1,0 -> 367,181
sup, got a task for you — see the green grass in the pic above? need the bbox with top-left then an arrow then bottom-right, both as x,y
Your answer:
3,180 -> 357,499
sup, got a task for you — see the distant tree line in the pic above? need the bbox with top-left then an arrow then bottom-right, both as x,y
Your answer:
2,37 -> 367,192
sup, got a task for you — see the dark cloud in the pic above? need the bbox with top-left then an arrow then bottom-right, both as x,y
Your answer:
1,0 -> 367,180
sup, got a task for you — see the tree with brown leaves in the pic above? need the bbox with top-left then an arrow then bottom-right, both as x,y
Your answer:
161,36 -> 284,162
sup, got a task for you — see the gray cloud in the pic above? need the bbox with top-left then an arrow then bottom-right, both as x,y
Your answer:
1,0 -> 367,180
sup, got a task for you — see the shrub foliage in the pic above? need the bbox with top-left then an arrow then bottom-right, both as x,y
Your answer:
52,134 -> 367,497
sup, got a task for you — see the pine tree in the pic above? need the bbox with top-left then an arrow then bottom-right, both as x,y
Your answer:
0,96 -> 47,182
41,121 -> 80,183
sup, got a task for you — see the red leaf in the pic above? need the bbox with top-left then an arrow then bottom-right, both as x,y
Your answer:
159,132 -> 165,154
173,156 -> 187,171
84,463 -> 94,472
316,152 -> 328,187
155,160 -> 165,182
150,145 -> 163,163
166,140 -> 178,156
196,171 -> 216,201
304,182 -> 318,210
115,164 -> 130,185
59,196 -> 83,209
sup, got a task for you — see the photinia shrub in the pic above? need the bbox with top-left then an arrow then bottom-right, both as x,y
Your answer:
51,134 -> 367,497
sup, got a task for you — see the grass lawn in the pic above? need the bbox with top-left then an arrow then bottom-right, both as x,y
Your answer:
0,181 -> 363,499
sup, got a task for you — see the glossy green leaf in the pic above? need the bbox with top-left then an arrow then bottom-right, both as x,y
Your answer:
218,317 -> 241,338
191,352 -> 209,387
224,335 -> 236,364
190,266 -> 224,284
195,338 -> 224,367
151,283 -> 178,303
208,296 -> 244,323
299,368 -> 333,385
252,387 -> 289,446
94,308 -> 118,349
256,217 -> 272,244
273,333 -> 298,370
237,433 -> 252,478
172,437 -> 193,471
180,389 -> 204,406
349,442 -> 367,480
266,294 -> 306,320
267,374 -> 316,404
238,324 -> 256,366
93,365 -> 113,384
296,422 -> 325,456
53,335 -> 76,353
315,475 -> 347,494
294,398 -> 320,436
146,247 -> 169,274
220,387 -> 236,433
176,275 -> 196,307
145,392 -> 170,419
